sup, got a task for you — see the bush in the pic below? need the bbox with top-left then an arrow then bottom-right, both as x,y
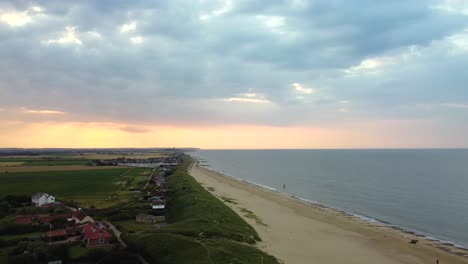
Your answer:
99,250 -> 140,264
0,223 -> 39,235
1,195 -> 30,208
79,247 -> 109,262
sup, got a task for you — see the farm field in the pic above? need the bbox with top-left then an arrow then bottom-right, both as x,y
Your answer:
0,157 -> 92,167
0,168 -> 130,208
0,162 -> 24,167
0,165 -> 125,173
21,160 -> 90,166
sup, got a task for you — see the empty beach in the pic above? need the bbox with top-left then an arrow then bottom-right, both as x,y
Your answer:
190,163 -> 468,264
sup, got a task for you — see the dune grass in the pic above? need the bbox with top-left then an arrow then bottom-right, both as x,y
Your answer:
163,158 -> 259,243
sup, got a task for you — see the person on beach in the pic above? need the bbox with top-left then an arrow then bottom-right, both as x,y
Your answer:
283,183 -> 286,190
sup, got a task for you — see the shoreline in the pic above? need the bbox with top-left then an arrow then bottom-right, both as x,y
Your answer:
190,162 -> 468,264
199,161 -> 468,252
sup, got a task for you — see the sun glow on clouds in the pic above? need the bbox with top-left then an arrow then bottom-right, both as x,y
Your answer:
0,6 -> 44,27
0,120 -> 452,149
45,26 -> 82,46
344,57 -> 394,77
292,83 -> 315,94
120,22 -> 136,33
21,108 -> 66,115
0,11 -> 32,27
222,93 -> 270,103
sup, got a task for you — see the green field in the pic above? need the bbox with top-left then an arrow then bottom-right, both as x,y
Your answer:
21,160 -> 91,166
0,168 -> 130,208
0,157 -> 91,166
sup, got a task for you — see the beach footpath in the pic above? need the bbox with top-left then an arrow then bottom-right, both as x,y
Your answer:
190,162 -> 468,264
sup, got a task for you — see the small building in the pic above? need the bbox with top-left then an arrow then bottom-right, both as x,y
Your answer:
151,204 -> 165,210
82,223 -> 112,247
136,213 -> 165,223
32,192 -> 56,207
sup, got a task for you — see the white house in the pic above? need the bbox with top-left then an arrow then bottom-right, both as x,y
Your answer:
31,192 -> 55,207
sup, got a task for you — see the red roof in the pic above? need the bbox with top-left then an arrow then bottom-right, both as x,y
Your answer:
82,223 -> 112,240
38,214 -> 71,223
15,215 -> 33,224
46,229 -> 67,238
72,210 -> 87,220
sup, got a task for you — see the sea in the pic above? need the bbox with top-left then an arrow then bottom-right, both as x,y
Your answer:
190,149 -> 468,249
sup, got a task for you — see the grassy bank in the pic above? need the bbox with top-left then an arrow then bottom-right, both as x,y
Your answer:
124,156 -> 279,264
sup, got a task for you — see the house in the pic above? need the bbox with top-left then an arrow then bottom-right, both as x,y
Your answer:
15,215 -> 34,224
148,196 -> 165,203
82,223 -> 112,247
151,204 -> 165,210
38,214 -> 72,224
71,209 -> 95,224
32,192 -> 56,207
136,213 -> 165,223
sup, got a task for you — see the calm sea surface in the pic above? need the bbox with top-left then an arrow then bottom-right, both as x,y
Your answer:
191,149 -> 468,247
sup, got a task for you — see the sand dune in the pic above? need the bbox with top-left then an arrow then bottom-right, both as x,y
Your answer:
190,163 -> 468,264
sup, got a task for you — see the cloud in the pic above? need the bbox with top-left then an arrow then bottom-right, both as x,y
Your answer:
87,31 -> 102,38
120,22 -> 136,33
223,97 -> 270,103
30,6 -> 44,13
0,10 -> 32,27
130,36 -> 143,44
44,26 -> 83,46
0,5 -> 45,27
344,57 -> 395,77
119,126 -> 151,133
431,0 -> 468,15
21,108 -> 66,115
222,92 -> 271,104
0,0 -> 467,146
292,83 -> 315,94
200,0 -> 233,21
439,103 -> 468,109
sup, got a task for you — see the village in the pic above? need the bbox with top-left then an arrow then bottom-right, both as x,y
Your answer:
2,155 -> 181,263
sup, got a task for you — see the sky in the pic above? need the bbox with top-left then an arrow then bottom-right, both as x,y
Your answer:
1,0 -> 468,149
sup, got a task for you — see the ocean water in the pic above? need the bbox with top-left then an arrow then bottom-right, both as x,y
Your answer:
191,149 -> 468,248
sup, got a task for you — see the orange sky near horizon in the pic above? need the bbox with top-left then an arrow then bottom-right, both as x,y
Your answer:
0,119 -> 458,149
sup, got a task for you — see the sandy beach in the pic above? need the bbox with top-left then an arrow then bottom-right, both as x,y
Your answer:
190,163 -> 468,264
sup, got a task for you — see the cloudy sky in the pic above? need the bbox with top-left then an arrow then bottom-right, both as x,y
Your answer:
1,0 -> 468,148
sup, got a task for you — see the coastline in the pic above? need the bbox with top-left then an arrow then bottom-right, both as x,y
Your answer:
190,162 -> 468,264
